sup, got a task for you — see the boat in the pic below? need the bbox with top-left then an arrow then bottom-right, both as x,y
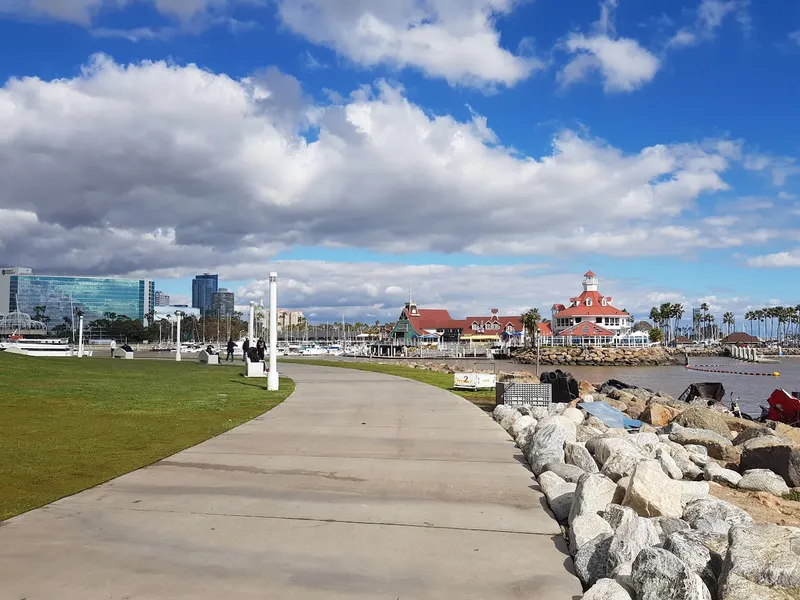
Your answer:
0,335 -> 73,357
678,382 -> 726,405
760,389 -> 800,427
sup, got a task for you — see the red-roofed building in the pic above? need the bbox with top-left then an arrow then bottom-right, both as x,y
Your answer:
551,272 -> 632,338
390,303 -> 529,344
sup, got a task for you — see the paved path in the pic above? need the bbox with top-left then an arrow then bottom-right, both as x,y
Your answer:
0,364 -> 581,599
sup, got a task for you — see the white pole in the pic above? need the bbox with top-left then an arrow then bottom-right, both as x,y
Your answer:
175,312 -> 182,362
78,315 -> 84,358
268,273 -> 279,390
248,301 -> 255,343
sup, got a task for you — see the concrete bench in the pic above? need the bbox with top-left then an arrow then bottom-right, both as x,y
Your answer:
244,358 -> 266,377
199,350 -> 219,365
113,348 -> 134,359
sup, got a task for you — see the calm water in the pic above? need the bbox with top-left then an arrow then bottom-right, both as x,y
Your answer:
343,355 -> 800,416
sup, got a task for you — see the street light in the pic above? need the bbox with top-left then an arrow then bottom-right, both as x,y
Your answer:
175,310 -> 184,362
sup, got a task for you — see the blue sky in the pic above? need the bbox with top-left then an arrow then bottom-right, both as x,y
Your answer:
0,0 -> 799,323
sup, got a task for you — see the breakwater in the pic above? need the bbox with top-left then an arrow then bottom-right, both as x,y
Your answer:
515,346 -> 684,367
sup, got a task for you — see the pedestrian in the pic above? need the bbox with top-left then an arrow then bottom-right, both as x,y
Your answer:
242,337 -> 250,362
256,338 -> 266,361
226,337 -> 235,362
109,339 -> 116,358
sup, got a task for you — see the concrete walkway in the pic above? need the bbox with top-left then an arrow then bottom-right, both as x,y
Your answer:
0,364 -> 581,599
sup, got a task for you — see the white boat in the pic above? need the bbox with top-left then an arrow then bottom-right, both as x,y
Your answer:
0,336 -> 73,357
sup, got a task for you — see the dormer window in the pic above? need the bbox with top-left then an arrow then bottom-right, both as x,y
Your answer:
585,298 -> 592,307
471,321 -> 479,330
574,300 -> 581,306
601,298 -> 607,306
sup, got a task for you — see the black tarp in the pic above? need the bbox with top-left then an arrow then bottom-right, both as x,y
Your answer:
678,382 -> 726,404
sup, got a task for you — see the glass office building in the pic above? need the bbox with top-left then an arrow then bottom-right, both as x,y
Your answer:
192,273 -> 218,314
1,268 -> 155,324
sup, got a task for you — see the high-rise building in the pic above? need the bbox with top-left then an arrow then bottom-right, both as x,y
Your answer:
155,290 -> 170,306
0,267 -> 155,324
265,309 -> 305,332
192,273 -> 218,315
212,288 -> 235,317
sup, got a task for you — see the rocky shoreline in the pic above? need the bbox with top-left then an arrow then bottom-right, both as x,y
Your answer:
492,382 -> 800,599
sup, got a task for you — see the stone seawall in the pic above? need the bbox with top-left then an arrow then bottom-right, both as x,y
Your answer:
515,346 -> 684,367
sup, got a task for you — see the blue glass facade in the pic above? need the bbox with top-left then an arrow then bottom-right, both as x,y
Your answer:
9,275 -> 155,324
192,273 -> 218,314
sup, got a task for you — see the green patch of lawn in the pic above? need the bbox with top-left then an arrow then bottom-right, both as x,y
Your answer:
0,353 -> 293,520
281,358 -> 496,411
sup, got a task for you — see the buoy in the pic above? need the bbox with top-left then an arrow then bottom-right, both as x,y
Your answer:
774,371 -> 780,377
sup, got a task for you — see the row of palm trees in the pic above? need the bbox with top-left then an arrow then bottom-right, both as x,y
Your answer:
649,302 -> 737,342
743,306 -> 800,342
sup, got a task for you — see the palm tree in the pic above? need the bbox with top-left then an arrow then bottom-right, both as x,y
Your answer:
722,312 -> 734,336
521,308 -> 541,347
699,303 -> 709,340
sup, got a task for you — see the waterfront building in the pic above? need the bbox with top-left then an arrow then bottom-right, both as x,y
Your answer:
212,288 -> 235,317
551,271 -> 632,339
390,303 -> 528,345
192,273 -> 218,315
155,291 -> 170,306
0,267 -> 155,325
265,309 -> 305,332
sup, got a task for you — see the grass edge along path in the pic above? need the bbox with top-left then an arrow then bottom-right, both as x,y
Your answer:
281,358 -> 495,410
0,353 -> 294,521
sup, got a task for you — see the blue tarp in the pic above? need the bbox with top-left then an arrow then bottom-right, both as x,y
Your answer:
578,401 -> 643,430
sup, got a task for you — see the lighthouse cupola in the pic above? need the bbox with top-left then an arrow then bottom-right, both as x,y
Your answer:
583,271 -> 599,292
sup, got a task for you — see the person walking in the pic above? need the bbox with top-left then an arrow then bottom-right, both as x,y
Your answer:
109,339 -> 116,358
256,338 -> 266,361
242,337 -> 250,362
226,338 -> 235,362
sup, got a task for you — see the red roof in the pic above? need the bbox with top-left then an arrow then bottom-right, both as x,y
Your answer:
553,291 -> 627,317
584,271 -> 597,277
538,322 -> 553,336
559,322 -> 615,337
403,308 -> 460,335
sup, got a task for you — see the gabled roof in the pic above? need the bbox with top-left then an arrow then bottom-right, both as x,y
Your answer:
559,322 -> 615,337
538,321 -> 553,336
720,332 -> 760,344
553,291 -> 627,317
584,271 -> 597,277
404,308 -> 460,335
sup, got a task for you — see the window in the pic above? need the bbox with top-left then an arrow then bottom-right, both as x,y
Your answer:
471,321 -> 479,330
596,317 -> 602,323
585,298 -> 592,307
601,298 -> 607,306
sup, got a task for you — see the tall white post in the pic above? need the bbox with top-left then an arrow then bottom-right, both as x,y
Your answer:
175,312 -> 182,362
248,301 -> 255,343
78,315 -> 84,358
268,272 -> 279,391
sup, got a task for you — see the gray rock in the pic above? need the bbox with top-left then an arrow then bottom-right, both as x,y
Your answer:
608,510 -> 661,572
591,436 -> 645,466
632,547 -> 712,600
603,504 -> 636,531
703,462 -> 742,487
602,452 -> 647,482
525,416 -> 577,476
653,516 -> 691,541
738,468 -> 791,496
664,530 -> 727,596
528,406 -> 549,420
669,424 -> 737,462
586,415 -> 611,431
543,461 -> 586,483
510,414 -> 535,439
578,425 -> 607,442
515,425 -> 535,454
659,451 -> 684,480
574,533 -> 613,588
569,473 -> 618,524
688,453 -> 711,467
682,497 -> 753,536
677,481 -> 710,506
492,404 -> 516,422
718,525 -> 800,599
661,441 -> 705,480
732,426 -> 776,446
570,514 -> 614,554
517,405 -> 533,417
499,409 -> 522,432
565,441 -> 599,473
740,436 -> 800,488
623,460 -> 683,518
684,444 -> 709,456
629,432 -> 660,447
548,402 -> 568,416
582,578 -> 634,600
562,406 -> 585,425
537,471 -> 576,523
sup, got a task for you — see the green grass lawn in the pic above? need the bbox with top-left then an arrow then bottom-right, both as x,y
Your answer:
281,358 -> 496,411
0,353 -> 293,521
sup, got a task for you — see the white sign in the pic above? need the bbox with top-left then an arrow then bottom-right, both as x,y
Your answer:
454,372 -> 497,390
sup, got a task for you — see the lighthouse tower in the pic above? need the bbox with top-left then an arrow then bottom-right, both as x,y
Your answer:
582,271 -> 599,292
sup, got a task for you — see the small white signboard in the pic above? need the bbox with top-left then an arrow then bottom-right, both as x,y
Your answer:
454,372 -> 497,390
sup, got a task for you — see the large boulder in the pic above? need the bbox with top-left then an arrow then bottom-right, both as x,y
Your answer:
718,525 -> 800,600
562,406 -> 585,426
516,425 -> 536,455
570,514 -> 614,554
664,530 -> 727,597
582,578 -> 634,600
623,460 -> 683,518
669,424 -> 739,462
676,481 -> 710,506
492,405 -> 516,422
674,407 -> 732,439
510,415 -> 535,439
589,435 -> 645,466
632,547 -> 712,600
703,462 -> 742,487
565,442 -> 599,473
737,468 -> 791,497
608,509 -> 661,572
658,451 -> 684,480
569,473 -> 619,524
525,416 -> 577,476
499,410 -> 522,432
682,497 -> 753,536
574,533 -> 614,588
537,471 -> 576,523
543,462 -> 586,483
653,516 -> 691,542
732,426 -> 776,446
740,436 -> 800,488
602,452 -> 647,483
641,403 -> 683,427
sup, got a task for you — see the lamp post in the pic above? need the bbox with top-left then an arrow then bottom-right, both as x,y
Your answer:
267,272 -> 279,391
175,311 -> 184,362
535,329 -> 541,378
78,315 -> 84,358
248,301 -> 255,344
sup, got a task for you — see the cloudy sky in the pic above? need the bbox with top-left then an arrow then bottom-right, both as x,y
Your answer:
0,0 -> 798,323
